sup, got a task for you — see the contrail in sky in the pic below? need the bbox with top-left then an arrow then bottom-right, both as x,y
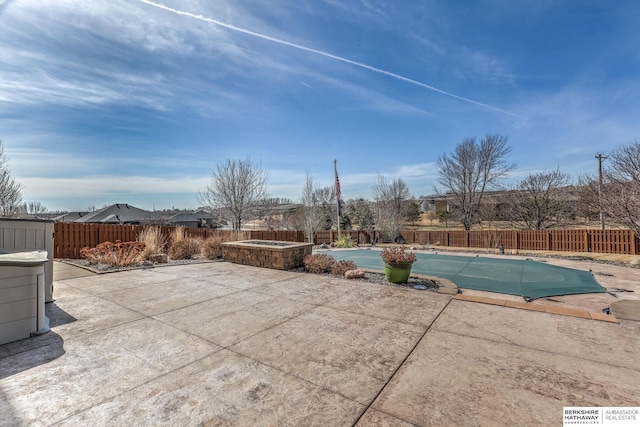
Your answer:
138,0 -> 520,118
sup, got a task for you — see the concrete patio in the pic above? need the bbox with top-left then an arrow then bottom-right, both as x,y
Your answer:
1,260 -> 639,426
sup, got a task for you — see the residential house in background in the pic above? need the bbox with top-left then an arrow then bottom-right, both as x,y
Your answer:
167,210 -> 220,228
53,204 -> 221,228
52,211 -> 90,222
56,204 -> 152,224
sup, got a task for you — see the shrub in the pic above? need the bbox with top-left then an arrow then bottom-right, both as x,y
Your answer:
380,246 -> 416,264
330,259 -> 358,276
201,235 -> 224,259
80,240 -> 145,267
169,237 -> 202,260
303,254 -> 335,274
138,226 -> 168,260
333,235 -> 357,248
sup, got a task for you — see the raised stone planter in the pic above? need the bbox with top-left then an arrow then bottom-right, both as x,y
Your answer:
221,240 -> 313,270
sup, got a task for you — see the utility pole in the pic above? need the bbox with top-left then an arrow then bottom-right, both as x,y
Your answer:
334,159 -> 341,238
595,153 -> 608,230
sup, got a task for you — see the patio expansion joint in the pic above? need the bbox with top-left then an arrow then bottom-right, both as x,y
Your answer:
223,346 -> 366,410
216,305 -> 319,349
57,274 -> 205,299
245,279 -> 354,309
352,298 -> 454,427
317,298 -> 446,329
432,327 -> 638,372
53,348 -> 224,425
141,288 -> 248,318
51,287 -> 245,345
245,283 -> 442,330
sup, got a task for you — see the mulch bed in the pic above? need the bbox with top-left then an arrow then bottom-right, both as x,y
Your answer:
61,258 -> 439,291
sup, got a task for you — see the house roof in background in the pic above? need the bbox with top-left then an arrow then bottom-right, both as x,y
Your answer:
168,210 -> 216,223
53,212 -> 90,222
74,203 -> 151,224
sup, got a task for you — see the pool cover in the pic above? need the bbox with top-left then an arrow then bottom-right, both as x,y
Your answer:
325,249 -> 606,300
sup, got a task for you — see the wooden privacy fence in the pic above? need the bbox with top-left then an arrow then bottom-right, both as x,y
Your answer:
55,223 -> 221,259
398,229 -> 639,255
54,223 -> 305,259
54,223 -> 639,258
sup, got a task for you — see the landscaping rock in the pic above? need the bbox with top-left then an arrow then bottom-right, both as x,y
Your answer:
148,253 -> 168,264
344,269 -> 365,279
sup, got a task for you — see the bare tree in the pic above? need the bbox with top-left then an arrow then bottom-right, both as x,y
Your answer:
372,175 -> 410,242
345,198 -> 375,236
255,197 -> 291,230
588,141 -> 640,235
282,205 -> 305,231
0,140 -> 22,217
17,201 -> 48,215
278,204 -> 301,230
608,142 -> 640,181
301,173 -> 321,243
506,169 -> 573,229
436,135 -> 515,230
575,174 -> 601,222
404,200 -> 421,226
199,158 -> 269,234
300,173 -> 335,243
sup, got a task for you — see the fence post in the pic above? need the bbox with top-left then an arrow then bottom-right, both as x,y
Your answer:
584,230 -> 590,253
546,231 -> 550,251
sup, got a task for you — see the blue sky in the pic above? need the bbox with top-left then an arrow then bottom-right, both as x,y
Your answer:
1,0 -> 639,212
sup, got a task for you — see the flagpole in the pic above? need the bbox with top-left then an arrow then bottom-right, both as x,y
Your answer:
334,159 -> 341,238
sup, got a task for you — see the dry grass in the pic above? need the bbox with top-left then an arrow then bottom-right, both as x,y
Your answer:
167,226 -> 199,259
169,237 -> 202,260
201,235 -> 224,259
138,226 -> 169,260
170,226 -> 187,243
80,240 -> 146,267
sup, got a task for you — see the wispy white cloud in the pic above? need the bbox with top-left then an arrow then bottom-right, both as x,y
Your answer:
0,68 -> 171,109
396,162 -> 438,178
137,0 -> 521,118
514,81 -> 640,154
19,175 -> 210,199
0,0 -> 17,15
7,144 -> 224,180
7,148 -> 94,178
0,0 -> 247,111
457,49 -> 517,86
307,71 -> 437,117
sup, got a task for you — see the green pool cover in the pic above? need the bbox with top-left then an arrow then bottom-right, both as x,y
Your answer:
324,249 -> 605,300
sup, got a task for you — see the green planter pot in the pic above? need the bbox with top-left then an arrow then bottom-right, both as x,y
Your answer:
384,261 -> 413,284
